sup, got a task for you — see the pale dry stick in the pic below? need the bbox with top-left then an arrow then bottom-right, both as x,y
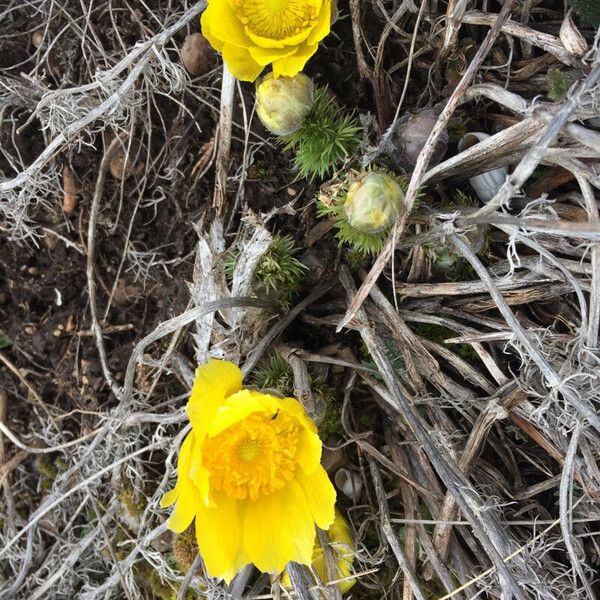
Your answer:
0,420 -> 101,454
28,500 -> 117,600
450,234 -> 600,433
424,397 -> 510,580
177,553 -> 204,600
338,0 -> 518,332
121,297 -> 271,412
0,448 -> 28,487
348,0 -> 392,126
468,60 -> 600,221
387,434 -> 462,596
373,0 -> 415,78
213,64 -> 235,213
41,226 -> 85,253
509,230 -> 589,330
558,422 -> 594,600
79,522 -> 168,600
87,134 -> 129,401
461,11 -> 585,68
367,459 -> 428,600
0,440 -> 160,560
574,173 -> 600,350
339,266 -> 531,600
278,346 -> 316,418
0,2 -> 207,195
0,387 -> 16,546
287,563 -> 319,600
385,433 -> 417,600
389,0 -> 428,123
471,213 -> 600,240
0,352 -> 58,426
437,498 -> 585,600
242,281 -> 336,377
439,0 -> 468,61
422,117 -> 539,183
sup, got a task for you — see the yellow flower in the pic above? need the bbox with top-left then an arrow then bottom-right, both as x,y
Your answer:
201,0 -> 333,81
160,359 -> 336,583
282,509 -> 356,594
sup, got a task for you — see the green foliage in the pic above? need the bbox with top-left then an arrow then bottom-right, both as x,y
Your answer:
447,110 -> 471,143
345,247 -> 370,272
571,0 -> 600,27
226,235 -> 307,307
282,88 -> 361,180
250,352 -> 295,396
0,330 -> 11,349
255,235 -> 307,303
360,339 -> 405,379
547,68 -> 568,102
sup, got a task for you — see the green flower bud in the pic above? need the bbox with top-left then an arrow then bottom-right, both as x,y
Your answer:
343,172 -> 404,234
255,72 -> 315,136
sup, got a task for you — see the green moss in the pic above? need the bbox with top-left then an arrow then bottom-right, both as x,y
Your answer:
547,68 -> 568,102
173,526 -> 199,573
136,560 -> 198,600
35,455 -> 57,480
119,488 -> 145,519
318,392 -> 343,440
571,0 -> 600,27
247,162 -> 270,179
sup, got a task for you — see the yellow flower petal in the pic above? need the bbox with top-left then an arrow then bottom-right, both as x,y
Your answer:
272,44 -> 319,78
244,480 -> 316,573
201,0 -> 250,49
195,492 -> 248,583
160,429 -> 195,508
296,426 -> 323,473
187,359 -> 243,435
296,467 -> 336,530
160,487 -> 178,509
249,45 -> 297,67
208,389 -> 278,436
200,15 -> 224,52
222,44 -> 265,82
166,480 -> 199,533
308,0 -> 332,46
245,27 -> 311,50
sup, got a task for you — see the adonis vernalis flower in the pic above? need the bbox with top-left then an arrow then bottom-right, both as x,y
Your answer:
161,359 -> 336,582
201,0 -> 333,81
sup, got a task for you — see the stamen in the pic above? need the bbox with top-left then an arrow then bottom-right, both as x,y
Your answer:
203,410 -> 301,500
237,0 -> 316,40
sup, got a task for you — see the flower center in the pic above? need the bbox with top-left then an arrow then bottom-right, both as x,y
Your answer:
238,438 -> 262,463
236,0 -> 317,40
203,410 -> 301,500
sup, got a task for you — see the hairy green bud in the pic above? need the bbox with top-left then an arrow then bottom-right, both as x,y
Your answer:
255,72 -> 314,136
